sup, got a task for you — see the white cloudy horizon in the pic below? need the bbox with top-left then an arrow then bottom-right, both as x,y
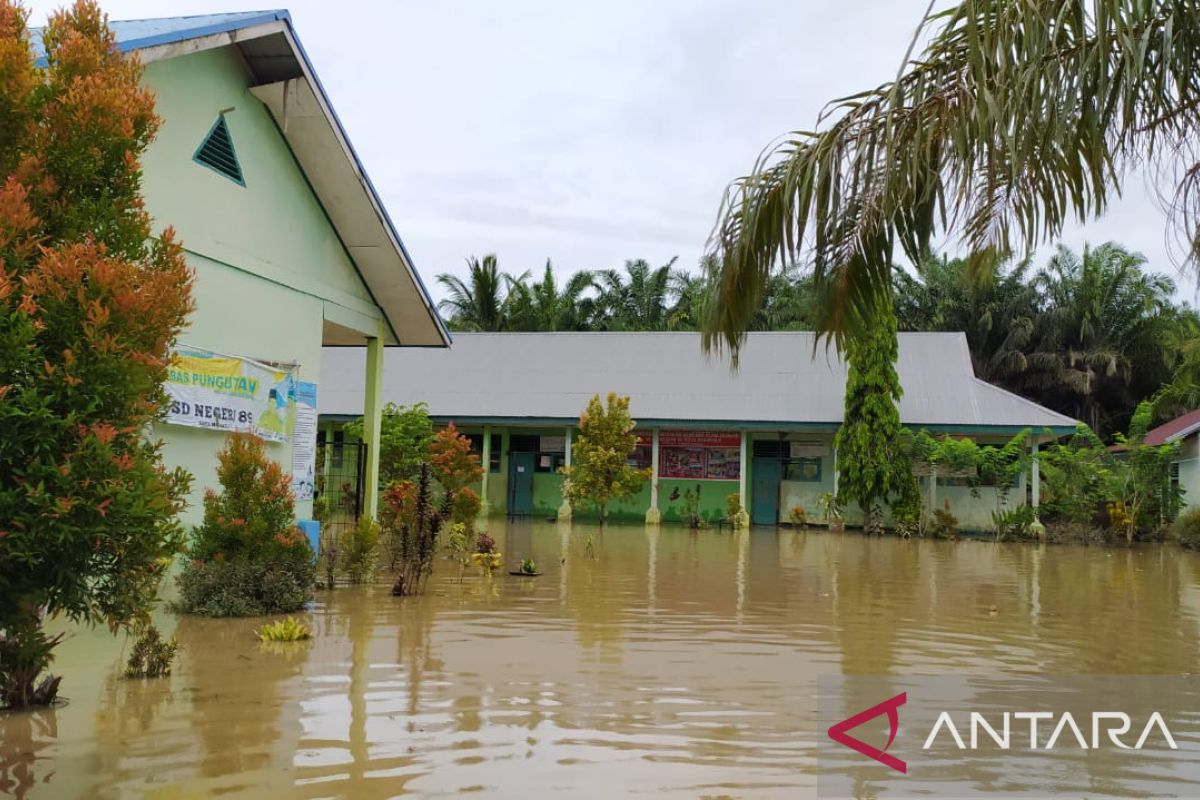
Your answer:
23,0 -> 1200,305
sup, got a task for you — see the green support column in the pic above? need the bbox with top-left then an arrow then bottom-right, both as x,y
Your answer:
480,425 -> 492,517
362,330 -> 385,519
558,426 -> 573,522
734,431 -> 751,529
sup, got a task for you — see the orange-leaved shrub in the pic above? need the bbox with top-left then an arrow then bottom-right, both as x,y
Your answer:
174,434 -> 315,617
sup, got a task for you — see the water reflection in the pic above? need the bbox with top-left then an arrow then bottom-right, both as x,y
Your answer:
0,523 -> 1198,797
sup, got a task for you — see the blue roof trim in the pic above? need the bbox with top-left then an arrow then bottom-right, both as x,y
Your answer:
30,9 -> 451,347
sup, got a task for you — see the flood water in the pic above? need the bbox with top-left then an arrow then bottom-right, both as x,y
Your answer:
3,521 -> 1200,799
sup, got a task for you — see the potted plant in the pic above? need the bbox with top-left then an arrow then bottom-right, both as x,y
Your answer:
510,558 -> 541,577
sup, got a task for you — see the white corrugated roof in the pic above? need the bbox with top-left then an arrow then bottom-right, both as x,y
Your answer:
319,332 -> 1078,431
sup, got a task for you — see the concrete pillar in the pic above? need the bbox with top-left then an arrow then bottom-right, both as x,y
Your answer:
832,442 -> 839,497
734,431 -> 751,528
929,464 -> 938,516
558,426 -> 573,522
1030,436 -> 1041,509
362,330 -> 384,519
479,425 -> 492,517
645,428 -> 662,525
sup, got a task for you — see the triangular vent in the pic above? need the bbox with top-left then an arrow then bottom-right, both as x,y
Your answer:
193,116 -> 244,185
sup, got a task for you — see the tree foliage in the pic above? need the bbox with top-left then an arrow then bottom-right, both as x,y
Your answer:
703,0 -> 1200,355
0,1 -> 194,708
560,393 -> 651,522
346,401 -> 433,489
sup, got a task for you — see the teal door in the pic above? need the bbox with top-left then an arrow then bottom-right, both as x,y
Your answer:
508,452 -> 535,516
751,457 -> 781,525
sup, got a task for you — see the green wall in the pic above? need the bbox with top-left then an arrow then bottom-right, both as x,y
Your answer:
138,47 -> 385,527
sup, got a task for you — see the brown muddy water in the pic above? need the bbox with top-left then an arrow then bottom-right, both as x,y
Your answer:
3,521 -> 1200,799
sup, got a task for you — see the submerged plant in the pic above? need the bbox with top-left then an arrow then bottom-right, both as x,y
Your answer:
343,516 -> 380,584
384,464 -> 442,596
789,505 -> 808,528
256,617 -> 312,642
725,493 -> 745,528
124,625 -> 178,679
470,531 -> 502,575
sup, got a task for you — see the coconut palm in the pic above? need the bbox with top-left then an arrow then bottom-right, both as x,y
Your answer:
704,0 -> 1200,357
436,254 -> 508,331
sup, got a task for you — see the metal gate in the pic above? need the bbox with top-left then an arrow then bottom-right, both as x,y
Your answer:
316,436 -> 367,534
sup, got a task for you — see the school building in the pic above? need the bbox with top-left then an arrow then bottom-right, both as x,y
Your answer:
32,11 -> 450,525
318,332 -> 1077,530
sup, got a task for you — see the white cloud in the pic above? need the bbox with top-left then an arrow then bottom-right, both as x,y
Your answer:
23,0 -> 1197,302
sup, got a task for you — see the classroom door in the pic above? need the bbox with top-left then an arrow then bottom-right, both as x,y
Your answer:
751,457 -> 781,525
508,452 -> 535,516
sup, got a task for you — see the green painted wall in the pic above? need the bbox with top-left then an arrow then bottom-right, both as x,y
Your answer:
137,47 -> 385,527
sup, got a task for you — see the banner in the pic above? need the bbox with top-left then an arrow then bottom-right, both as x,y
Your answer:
291,382 -> 318,501
659,430 -> 742,480
165,346 -> 297,443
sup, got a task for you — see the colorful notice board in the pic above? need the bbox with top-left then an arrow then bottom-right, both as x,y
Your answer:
659,431 -> 741,480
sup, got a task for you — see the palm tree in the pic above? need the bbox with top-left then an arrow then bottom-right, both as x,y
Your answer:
594,258 -> 676,331
893,252 -> 1039,387
1021,244 -> 1183,433
504,261 -> 597,331
703,0 -> 1200,357
436,255 -> 508,331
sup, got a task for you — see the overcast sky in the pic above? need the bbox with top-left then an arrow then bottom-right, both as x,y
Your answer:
24,0 -> 1198,302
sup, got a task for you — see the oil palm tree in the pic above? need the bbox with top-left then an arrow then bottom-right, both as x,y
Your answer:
594,258 -> 676,331
435,255 -> 508,331
704,0 -> 1200,358
504,261 -> 598,331
893,252 -> 1039,387
1021,243 -> 1183,433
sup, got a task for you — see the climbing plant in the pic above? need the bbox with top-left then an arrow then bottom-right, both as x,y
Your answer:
833,295 -> 916,534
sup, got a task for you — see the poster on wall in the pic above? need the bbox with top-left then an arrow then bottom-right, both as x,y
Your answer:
165,346 -> 297,443
291,382 -> 318,501
659,431 -> 741,480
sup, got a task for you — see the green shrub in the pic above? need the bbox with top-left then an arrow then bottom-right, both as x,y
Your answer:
1171,506 -> 1200,548
928,501 -> 959,540
175,434 -> 315,616
124,625 -> 178,679
725,493 -> 745,527
256,617 -> 312,642
175,559 -> 314,617
993,504 -> 1037,542
343,517 -> 380,584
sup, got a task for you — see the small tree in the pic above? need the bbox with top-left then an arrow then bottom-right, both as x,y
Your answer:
834,295 -> 916,535
382,463 -> 442,596
430,423 -> 483,496
346,402 -> 434,490
560,393 -> 651,523
0,2 -> 194,708
174,434 -> 315,616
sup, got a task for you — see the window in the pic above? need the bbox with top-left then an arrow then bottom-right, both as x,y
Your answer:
193,116 -> 245,186
464,433 -> 503,473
